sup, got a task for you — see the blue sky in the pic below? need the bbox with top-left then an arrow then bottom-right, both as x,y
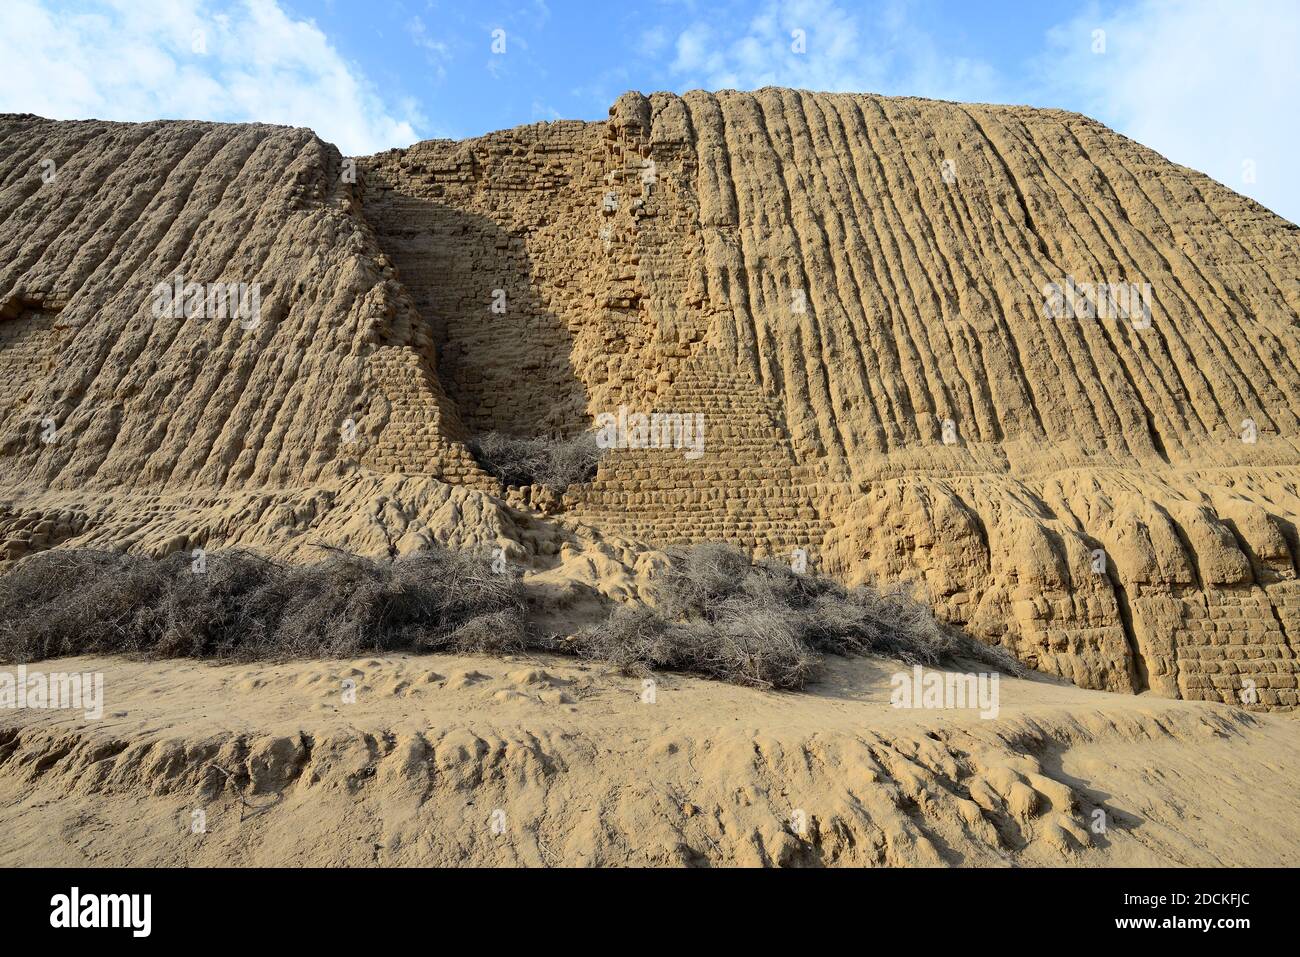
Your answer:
2,0 -> 1298,222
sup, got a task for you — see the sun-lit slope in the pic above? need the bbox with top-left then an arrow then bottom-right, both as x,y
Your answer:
0,113 -> 523,569
0,113 -> 485,491
1,653 -> 1297,866
2,90 -> 1299,707
359,90 -> 1300,707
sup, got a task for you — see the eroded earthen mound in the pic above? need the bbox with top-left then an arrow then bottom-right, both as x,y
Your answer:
2,90 -> 1299,708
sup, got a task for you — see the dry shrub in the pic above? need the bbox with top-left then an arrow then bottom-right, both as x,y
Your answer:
559,604 -> 817,690
469,430 -> 604,491
0,542 -> 1018,691
0,547 -> 527,663
565,543 -> 1021,688
0,549 -> 175,661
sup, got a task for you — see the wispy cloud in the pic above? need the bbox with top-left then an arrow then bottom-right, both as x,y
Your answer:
0,0 -> 424,155
639,25 -> 669,59
1037,0 -> 1300,222
407,15 -> 451,79
664,0 -> 1001,102
530,99 -> 561,121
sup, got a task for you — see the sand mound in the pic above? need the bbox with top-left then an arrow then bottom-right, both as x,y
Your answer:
2,90 -> 1300,712
1,653 -> 1297,866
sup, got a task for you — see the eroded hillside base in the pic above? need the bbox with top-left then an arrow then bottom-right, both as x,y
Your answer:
4,461 -> 1299,710
1,653 -> 1297,867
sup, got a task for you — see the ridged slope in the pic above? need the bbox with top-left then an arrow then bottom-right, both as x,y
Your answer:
359,90 -> 1300,708
3,91 -> 1300,708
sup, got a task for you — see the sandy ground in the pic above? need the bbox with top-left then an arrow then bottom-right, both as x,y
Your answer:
1,652 -> 1297,867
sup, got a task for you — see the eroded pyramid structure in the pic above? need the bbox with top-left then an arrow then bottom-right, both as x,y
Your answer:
2,90 -> 1299,707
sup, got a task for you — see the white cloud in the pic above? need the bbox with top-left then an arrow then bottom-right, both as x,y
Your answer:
639,26 -> 669,59
665,0 -> 1002,102
530,99 -> 561,121
1038,0 -> 1300,223
407,15 -> 451,79
0,0 -> 424,155
658,0 -> 1299,223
